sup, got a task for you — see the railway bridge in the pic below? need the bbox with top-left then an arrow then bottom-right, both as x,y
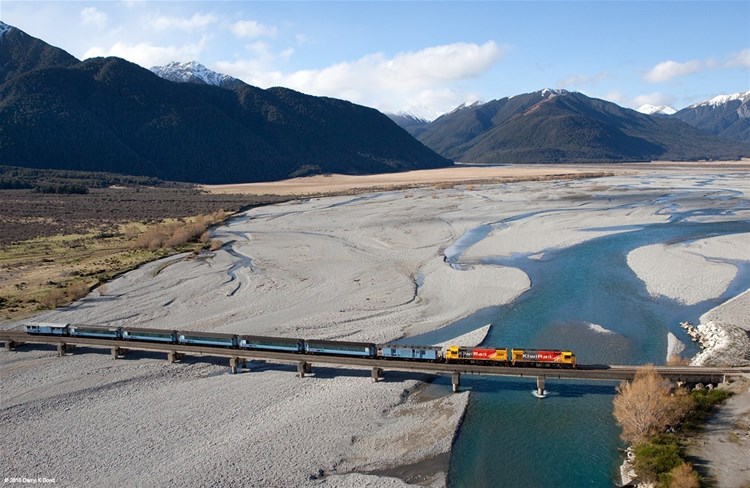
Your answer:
1,330 -> 747,396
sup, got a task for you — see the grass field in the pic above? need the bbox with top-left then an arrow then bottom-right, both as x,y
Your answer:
0,187 -> 289,321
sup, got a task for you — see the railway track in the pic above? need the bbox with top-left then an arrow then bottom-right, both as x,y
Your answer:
1,330 -> 747,391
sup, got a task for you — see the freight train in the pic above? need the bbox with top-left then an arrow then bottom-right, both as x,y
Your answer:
22,322 -> 577,368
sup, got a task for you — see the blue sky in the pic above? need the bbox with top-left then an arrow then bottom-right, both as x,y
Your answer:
2,1 -> 748,119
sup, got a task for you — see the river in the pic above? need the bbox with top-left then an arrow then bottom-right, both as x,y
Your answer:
402,197 -> 750,486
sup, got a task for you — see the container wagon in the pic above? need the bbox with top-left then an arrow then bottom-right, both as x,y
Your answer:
24,322 -> 70,335
379,345 -> 442,361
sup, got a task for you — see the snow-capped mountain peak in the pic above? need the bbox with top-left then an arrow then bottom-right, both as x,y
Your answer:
150,61 -> 242,89
0,21 -> 12,38
540,88 -> 570,97
637,104 -> 677,115
688,91 -> 750,109
448,100 -> 482,114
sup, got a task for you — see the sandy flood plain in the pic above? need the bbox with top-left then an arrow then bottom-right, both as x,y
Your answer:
2,168 -> 750,487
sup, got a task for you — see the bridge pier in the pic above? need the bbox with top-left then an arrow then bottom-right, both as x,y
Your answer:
5,340 -> 17,351
534,376 -> 547,398
297,361 -> 313,378
56,343 -> 67,357
167,351 -> 184,363
230,357 -> 247,374
371,367 -> 383,382
451,371 -> 461,393
111,347 -> 123,359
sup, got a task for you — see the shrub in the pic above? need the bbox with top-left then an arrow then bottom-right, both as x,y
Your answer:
667,355 -> 690,366
633,435 -> 683,483
39,288 -> 65,309
691,388 -> 731,412
613,366 -> 696,445
662,462 -> 700,488
66,281 -> 89,301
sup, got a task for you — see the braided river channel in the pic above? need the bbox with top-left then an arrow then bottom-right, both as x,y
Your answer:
401,194 -> 750,486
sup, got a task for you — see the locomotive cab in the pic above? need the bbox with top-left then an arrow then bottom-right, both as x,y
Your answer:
562,351 -> 576,368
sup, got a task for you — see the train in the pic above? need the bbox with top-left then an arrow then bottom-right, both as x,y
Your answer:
22,322 -> 577,368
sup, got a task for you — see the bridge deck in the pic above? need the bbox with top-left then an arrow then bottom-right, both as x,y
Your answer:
1,330 -> 747,384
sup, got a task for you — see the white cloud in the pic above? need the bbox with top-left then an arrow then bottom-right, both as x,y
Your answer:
81,7 -> 107,28
633,92 -> 676,108
727,48 -> 750,68
230,20 -> 277,38
557,72 -> 609,88
601,91 -> 626,105
147,12 -> 218,32
84,37 -> 208,67
644,59 -> 704,83
216,41 -> 506,119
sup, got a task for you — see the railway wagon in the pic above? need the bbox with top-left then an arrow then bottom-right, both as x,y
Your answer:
445,346 -> 509,364
238,335 -> 303,353
122,327 -> 177,343
69,325 -> 121,339
304,339 -> 377,358
511,349 -> 576,368
24,322 -> 70,335
178,331 -> 237,348
379,345 -> 442,361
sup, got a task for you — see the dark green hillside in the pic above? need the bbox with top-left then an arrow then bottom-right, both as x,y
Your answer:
0,23 -> 451,184
0,21 -> 78,84
417,90 -> 750,163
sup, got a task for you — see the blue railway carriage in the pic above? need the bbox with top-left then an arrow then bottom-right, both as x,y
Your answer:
24,322 -> 69,335
379,345 -> 443,361
177,331 -> 238,348
238,335 -> 303,353
304,339 -> 377,358
122,327 -> 177,343
69,324 -> 121,339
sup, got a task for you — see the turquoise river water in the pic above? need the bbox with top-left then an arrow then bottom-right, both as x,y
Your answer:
401,204 -> 750,486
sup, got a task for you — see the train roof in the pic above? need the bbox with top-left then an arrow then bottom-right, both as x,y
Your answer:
177,330 -> 236,339
238,335 -> 302,343
305,338 -> 376,348
25,322 -> 70,328
381,344 -> 443,350
70,324 -> 119,330
121,327 -> 176,334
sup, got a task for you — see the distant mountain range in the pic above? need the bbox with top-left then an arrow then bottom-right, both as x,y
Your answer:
395,89 -> 749,163
386,113 -> 430,138
0,22 -> 450,184
636,104 -> 677,116
673,91 -> 750,142
2,20 -> 747,180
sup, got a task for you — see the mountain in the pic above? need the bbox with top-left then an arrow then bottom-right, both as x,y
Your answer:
637,104 -> 677,116
386,112 -> 430,138
150,61 -> 245,90
0,23 -> 451,184
0,21 -> 78,85
415,89 -> 749,163
674,91 -> 750,142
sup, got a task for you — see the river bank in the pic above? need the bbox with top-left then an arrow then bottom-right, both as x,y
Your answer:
2,165 -> 749,486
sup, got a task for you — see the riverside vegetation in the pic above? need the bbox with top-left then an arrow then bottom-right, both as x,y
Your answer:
0,170 -> 289,321
614,366 -> 732,487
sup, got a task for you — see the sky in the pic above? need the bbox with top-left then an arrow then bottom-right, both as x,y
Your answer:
1,1 -> 748,120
